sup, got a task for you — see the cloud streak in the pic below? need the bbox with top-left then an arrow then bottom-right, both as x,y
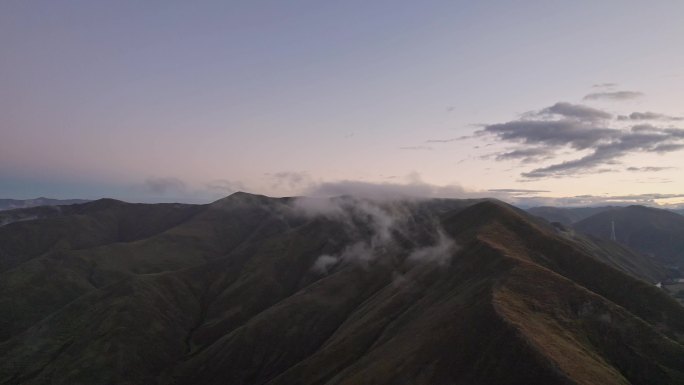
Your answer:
539,102 -> 612,121
425,136 -> 470,143
583,90 -> 643,101
399,146 -> 434,151
617,112 -> 683,121
494,148 -> 554,163
626,166 -> 676,172
592,83 -> 618,88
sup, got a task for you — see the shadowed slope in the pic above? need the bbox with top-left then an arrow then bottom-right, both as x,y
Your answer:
0,199 -> 203,272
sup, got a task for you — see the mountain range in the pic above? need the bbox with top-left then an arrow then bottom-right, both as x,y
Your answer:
526,206 -> 616,226
574,206 -> 684,267
0,193 -> 683,384
528,205 -> 684,269
0,198 -> 90,211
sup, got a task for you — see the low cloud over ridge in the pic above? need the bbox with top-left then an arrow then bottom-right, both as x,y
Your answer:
281,177 -> 684,209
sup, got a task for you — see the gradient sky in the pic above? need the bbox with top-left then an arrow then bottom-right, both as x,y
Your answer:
2,1 -> 683,206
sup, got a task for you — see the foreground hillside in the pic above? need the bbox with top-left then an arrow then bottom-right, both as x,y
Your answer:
0,193 -> 683,385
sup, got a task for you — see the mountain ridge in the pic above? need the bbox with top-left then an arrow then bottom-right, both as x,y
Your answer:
1,194 -> 683,384
0,198 -> 90,211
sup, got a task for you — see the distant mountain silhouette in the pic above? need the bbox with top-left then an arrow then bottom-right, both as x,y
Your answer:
574,205 -> 684,267
0,194 -> 682,384
527,206 -> 616,225
0,198 -> 93,226
0,198 -> 89,211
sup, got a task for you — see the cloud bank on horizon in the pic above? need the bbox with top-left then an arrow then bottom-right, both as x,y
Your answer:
262,174 -> 684,209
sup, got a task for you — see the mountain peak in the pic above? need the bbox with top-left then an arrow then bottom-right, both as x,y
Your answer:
443,199 -> 535,235
80,198 -> 126,209
209,191 -> 280,209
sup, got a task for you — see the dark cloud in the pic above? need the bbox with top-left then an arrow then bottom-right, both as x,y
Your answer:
539,102 -> 612,121
481,119 -> 619,150
631,124 -> 661,133
144,177 -> 186,195
479,102 -> 684,179
617,111 -> 683,121
520,150 -> 618,179
663,127 -> 684,138
653,143 -> 684,153
583,91 -> 643,101
521,131 -> 681,178
495,148 -> 553,163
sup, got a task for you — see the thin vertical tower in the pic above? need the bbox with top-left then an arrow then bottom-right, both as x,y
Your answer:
610,218 -> 616,241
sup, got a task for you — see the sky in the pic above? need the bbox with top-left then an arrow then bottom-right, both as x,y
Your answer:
2,1 -> 683,207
